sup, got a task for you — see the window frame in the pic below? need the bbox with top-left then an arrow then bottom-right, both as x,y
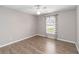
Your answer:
46,16 -> 56,34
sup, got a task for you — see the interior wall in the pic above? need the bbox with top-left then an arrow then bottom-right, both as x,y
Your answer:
37,15 -> 46,36
0,6 -> 37,46
57,9 -> 76,43
76,6 -> 79,52
37,9 -> 76,43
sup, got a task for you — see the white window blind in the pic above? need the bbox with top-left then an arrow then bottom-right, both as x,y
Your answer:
46,16 -> 56,34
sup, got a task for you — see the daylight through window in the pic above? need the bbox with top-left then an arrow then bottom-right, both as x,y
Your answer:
46,16 -> 56,34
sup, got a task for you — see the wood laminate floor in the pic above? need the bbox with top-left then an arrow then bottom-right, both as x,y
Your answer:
0,35 -> 78,54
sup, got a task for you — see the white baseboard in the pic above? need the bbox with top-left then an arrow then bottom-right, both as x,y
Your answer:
75,42 -> 79,53
0,34 -> 37,48
37,34 -> 75,44
37,34 -> 56,39
37,34 -> 76,43
57,38 -> 75,44
36,34 -> 46,37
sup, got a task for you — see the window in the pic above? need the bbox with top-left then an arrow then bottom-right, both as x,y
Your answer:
46,16 -> 56,34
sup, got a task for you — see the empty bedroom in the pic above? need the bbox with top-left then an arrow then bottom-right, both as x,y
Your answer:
0,5 -> 79,54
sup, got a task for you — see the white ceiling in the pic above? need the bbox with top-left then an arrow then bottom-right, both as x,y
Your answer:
2,5 -> 76,15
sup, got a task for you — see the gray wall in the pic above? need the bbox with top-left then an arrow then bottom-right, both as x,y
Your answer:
77,6 -> 79,44
37,16 -> 46,36
76,6 -> 79,52
0,7 -> 37,46
37,9 -> 76,43
57,10 -> 76,43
